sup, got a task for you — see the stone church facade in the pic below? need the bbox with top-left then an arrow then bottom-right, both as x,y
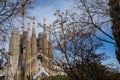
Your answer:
7,18 -> 59,80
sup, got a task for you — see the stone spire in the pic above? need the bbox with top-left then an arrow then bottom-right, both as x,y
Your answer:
31,16 -> 37,75
31,16 -> 37,56
42,18 -> 48,56
48,24 -> 54,75
42,18 -> 49,72
25,22 -> 31,79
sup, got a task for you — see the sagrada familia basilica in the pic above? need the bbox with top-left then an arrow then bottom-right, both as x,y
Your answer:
1,17 -> 62,80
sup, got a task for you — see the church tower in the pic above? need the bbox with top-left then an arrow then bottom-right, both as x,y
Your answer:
8,17 -> 58,80
48,24 -> 55,75
24,22 -> 31,79
31,16 -> 38,76
42,18 -> 49,72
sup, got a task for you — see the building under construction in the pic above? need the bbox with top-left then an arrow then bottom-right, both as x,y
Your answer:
5,17 -> 61,80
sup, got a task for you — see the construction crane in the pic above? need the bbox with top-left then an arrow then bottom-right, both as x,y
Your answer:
21,0 -> 28,32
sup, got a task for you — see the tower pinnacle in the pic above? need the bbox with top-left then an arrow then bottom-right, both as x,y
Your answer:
44,18 -> 46,29
32,16 -> 36,28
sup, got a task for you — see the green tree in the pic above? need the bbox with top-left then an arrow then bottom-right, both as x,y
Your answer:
41,63 -> 120,80
26,74 -> 35,80
41,75 -> 71,80
0,76 -> 5,80
67,62 -> 120,80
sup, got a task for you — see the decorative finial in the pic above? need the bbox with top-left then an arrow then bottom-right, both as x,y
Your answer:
32,16 -> 36,28
44,18 -> 46,29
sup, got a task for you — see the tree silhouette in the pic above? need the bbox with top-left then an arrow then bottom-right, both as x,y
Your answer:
109,0 -> 120,63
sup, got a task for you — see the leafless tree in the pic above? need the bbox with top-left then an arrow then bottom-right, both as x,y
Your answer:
72,0 -> 115,44
53,10 -> 106,80
0,0 -> 31,32
70,0 -> 120,64
0,0 -> 33,71
0,0 -> 33,48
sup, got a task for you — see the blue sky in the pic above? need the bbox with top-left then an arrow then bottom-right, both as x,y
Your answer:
28,0 -> 73,24
29,0 -> 120,69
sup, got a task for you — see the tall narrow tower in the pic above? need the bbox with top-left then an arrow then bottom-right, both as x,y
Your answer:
25,22 -> 31,79
20,2 -> 27,79
21,31 -> 28,80
31,16 -> 37,56
48,24 -> 54,75
42,18 -> 48,56
31,16 -> 37,76
42,18 -> 49,72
